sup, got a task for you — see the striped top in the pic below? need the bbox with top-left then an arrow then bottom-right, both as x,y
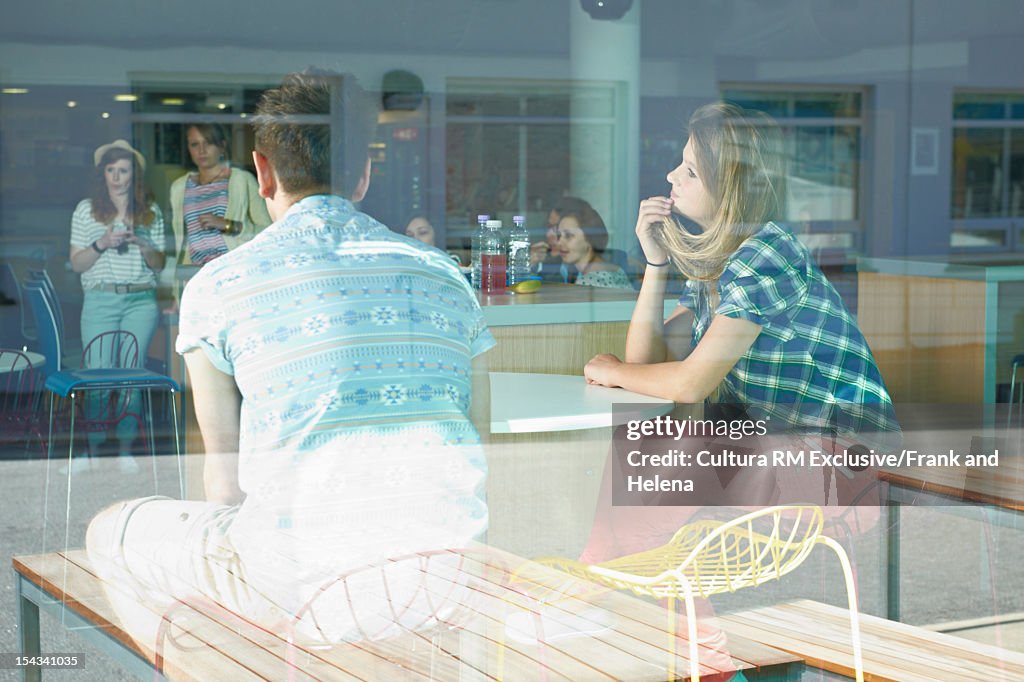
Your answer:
680,222 -> 898,443
70,199 -> 165,290
183,175 -> 229,265
176,195 -> 495,597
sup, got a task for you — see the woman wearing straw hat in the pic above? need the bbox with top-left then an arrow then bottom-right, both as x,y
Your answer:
68,139 -> 166,473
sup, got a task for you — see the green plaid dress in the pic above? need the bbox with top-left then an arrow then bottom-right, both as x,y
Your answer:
679,222 -> 899,443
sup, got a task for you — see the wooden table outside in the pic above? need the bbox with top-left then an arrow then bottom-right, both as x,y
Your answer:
14,547 -> 801,681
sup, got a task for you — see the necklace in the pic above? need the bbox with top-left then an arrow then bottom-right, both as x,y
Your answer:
196,164 -> 230,185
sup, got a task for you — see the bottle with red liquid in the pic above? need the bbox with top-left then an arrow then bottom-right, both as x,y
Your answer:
480,219 -> 506,294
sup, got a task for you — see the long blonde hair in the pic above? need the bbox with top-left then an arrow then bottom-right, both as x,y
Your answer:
655,102 -> 786,281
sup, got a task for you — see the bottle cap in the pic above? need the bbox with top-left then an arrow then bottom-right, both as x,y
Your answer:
485,220 -> 502,228
513,215 -> 525,223
477,214 -> 490,222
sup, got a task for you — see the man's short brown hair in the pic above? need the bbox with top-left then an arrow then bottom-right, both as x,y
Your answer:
254,70 -> 378,199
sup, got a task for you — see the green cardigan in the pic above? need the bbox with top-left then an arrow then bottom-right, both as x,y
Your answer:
168,166 -> 271,267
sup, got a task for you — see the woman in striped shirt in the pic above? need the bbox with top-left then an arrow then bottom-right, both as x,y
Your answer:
69,139 -> 166,473
168,124 -> 270,294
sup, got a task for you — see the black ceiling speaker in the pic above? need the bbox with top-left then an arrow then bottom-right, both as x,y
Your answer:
580,0 -> 634,20
381,70 -> 424,111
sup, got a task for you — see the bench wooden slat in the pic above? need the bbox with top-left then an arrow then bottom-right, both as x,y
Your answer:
723,604 -> 960,682
326,550 -> 694,681
793,600 -> 1024,679
719,600 -> 1024,682
16,552 -> 286,682
56,550 -> 472,682
452,553 -> 721,680
15,549 -> 801,681
479,548 -> 798,667
474,547 -> 798,677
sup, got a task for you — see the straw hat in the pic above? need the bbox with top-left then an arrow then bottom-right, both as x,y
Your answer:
93,139 -> 146,171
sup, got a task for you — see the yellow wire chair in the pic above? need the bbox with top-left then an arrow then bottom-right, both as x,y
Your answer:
533,505 -> 864,682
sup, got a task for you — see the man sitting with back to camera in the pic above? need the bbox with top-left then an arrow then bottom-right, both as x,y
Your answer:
86,70 -> 495,646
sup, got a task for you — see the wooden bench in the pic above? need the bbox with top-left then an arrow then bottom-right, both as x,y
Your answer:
14,550 -> 802,681
717,599 -> 1024,682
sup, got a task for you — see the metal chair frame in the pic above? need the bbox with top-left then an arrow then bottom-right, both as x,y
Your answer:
77,330 -> 144,443
29,287 -> 183,590
535,505 -> 865,682
0,348 -> 47,457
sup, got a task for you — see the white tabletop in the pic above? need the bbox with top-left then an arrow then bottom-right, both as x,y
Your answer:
0,351 -> 44,374
489,372 -> 674,434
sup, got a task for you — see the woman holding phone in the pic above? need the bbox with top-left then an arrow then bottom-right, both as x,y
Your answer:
69,139 -> 166,473
580,102 -> 897,562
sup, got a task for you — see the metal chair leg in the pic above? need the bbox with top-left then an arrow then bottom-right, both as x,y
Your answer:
170,390 -> 184,499
146,388 -> 159,494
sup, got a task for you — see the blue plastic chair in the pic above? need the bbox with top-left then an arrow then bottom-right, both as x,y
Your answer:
22,283 -> 62,379
30,284 -> 183,569
26,270 -> 65,341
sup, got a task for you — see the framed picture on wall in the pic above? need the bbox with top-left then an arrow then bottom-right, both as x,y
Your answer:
911,127 -> 939,176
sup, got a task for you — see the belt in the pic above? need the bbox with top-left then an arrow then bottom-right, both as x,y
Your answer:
90,282 -> 156,294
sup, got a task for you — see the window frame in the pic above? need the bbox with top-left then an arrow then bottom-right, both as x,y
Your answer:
719,83 -> 869,265
950,89 -> 1024,253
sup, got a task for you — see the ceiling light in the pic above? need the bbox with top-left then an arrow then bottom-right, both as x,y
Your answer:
1,88 -> 29,94
67,100 -> 78,108
114,94 -> 138,102
217,103 -> 227,110
161,97 -> 185,106
101,112 -> 110,119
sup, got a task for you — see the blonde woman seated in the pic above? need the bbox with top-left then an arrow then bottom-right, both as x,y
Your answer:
580,102 -> 898,563
555,200 -> 632,290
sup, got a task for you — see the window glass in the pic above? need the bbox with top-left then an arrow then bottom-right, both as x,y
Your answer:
445,80 -> 618,250
951,128 -> 1005,219
722,88 -> 864,228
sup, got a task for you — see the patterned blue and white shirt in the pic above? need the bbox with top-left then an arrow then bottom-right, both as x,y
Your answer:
177,195 -> 494,596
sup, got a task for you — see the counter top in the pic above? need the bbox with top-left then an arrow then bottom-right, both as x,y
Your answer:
858,257 -> 1024,282
480,283 -> 678,327
172,269 -> 677,327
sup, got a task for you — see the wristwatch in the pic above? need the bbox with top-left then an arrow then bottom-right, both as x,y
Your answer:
223,219 -> 239,235
91,240 -> 106,254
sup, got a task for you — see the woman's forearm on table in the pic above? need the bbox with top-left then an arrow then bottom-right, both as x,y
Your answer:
615,314 -> 762,403
624,266 -> 672,364
608,360 -> 704,404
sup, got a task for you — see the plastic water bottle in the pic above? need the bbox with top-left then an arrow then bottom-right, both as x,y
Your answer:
506,214 -> 530,289
471,214 -> 489,290
480,219 -> 506,294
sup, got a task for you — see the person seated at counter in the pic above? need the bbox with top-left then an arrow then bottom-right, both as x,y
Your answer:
529,196 -> 584,283
580,101 -> 899,562
555,199 -> 633,290
404,214 -> 435,247
85,70 -> 494,649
